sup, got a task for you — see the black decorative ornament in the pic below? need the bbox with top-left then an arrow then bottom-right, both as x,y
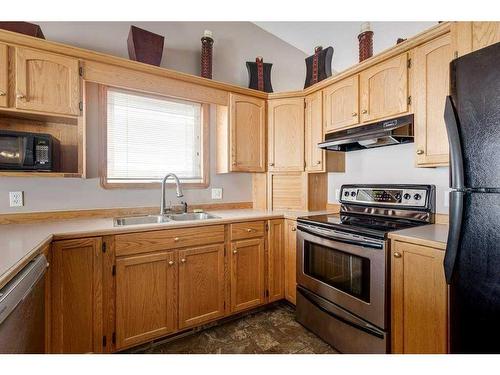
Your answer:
246,57 -> 273,93
304,46 -> 333,89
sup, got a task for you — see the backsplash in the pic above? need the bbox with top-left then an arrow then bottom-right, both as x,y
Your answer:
328,143 -> 450,214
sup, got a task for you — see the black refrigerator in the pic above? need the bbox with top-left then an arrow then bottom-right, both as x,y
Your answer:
444,41 -> 500,354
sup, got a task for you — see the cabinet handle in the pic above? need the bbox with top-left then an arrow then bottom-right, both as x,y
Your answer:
233,250 -> 238,254
269,163 -> 274,167
168,260 -> 175,266
316,160 -> 321,165
361,109 -> 368,114
232,161 -> 237,166
291,227 -> 296,232
16,94 -> 26,100
180,258 -> 186,263
416,149 -> 424,155
246,228 -> 254,232
394,252 -> 402,258
352,112 -> 357,117
0,91 -> 6,96
174,237 -> 180,242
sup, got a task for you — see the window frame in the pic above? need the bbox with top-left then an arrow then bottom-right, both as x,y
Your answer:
98,85 -> 210,189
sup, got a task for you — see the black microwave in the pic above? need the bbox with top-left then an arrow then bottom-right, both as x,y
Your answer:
0,130 -> 60,171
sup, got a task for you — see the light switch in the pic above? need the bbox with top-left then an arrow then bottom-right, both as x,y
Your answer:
211,188 -> 223,200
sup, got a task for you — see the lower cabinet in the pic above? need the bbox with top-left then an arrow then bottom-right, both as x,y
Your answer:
230,237 -> 266,313
267,219 -> 285,302
391,240 -> 448,354
50,237 -> 103,354
284,220 -> 298,305
178,244 -> 225,329
115,251 -> 177,350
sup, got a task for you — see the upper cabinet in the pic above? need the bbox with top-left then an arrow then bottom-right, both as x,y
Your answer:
0,44 -> 7,108
359,53 -> 409,123
268,97 -> 304,172
15,47 -> 81,116
412,33 -> 453,167
323,75 -> 359,132
216,93 -> 266,173
304,91 -> 325,172
453,22 -> 500,57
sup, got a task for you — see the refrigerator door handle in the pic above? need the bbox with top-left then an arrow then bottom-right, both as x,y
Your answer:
444,96 -> 465,190
444,191 -> 464,283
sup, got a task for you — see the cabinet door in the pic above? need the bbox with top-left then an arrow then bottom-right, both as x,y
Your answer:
268,172 -> 307,211
115,251 -> 177,350
51,238 -> 102,354
472,22 -> 500,51
323,75 -> 359,132
0,44 -> 7,108
178,244 -> 225,329
229,93 -> 266,172
305,91 -> 325,172
230,238 -> 265,313
413,33 -> 453,167
284,220 -> 297,305
391,241 -> 448,354
267,219 -> 285,302
15,47 -> 80,115
359,53 -> 409,123
268,97 -> 304,172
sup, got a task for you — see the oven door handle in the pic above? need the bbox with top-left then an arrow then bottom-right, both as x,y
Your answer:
297,286 -> 385,339
297,224 -> 384,249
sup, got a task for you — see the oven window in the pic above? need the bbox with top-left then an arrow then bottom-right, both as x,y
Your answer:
303,240 -> 370,302
0,136 -> 24,166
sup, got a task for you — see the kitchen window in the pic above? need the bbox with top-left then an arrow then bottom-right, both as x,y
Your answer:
100,87 -> 208,188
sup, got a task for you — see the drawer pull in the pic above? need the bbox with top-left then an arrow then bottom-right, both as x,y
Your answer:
361,109 -> 368,114
233,250 -> 238,254
16,94 -> 26,100
394,252 -> 402,258
0,91 -> 6,96
416,149 -> 424,155
180,258 -> 187,263
246,228 -> 254,232
352,112 -> 357,117
174,237 -> 180,242
168,260 -> 174,266
269,163 -> 274,167
291,227 -> 296,232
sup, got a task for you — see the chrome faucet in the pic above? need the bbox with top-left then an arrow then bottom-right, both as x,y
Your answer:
160,173 -> 186,215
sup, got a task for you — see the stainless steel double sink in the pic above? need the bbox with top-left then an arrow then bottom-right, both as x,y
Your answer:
113,212 -> 219,227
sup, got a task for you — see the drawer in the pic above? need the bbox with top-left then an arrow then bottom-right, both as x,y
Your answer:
230,221 -> 265,241
115,225 -> 225,256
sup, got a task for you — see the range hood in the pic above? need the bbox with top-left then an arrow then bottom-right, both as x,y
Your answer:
319,114 -> 414,152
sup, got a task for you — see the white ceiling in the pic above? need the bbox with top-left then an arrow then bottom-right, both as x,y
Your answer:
253,22 -> 436,72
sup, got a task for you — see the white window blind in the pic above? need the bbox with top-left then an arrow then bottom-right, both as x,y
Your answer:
106,89 -> 202,183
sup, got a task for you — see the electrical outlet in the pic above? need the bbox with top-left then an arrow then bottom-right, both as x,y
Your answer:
9,191 -> 24,207
211,188 -> 223,200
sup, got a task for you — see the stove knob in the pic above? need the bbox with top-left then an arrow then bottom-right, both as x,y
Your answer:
414,193 -> 422,200
351,191 -> 357,197
403,193 -> 411,200
395,193 -> 402,200
344,191 -> 350,197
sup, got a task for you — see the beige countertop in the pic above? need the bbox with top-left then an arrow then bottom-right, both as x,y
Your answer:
0,208 -> 332,289
389,224 -> 449,250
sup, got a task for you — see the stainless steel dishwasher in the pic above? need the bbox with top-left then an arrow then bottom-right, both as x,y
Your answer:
0,254 -> 48,353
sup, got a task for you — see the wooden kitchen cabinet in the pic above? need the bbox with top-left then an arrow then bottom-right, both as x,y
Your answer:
359,53 -> 409,123
452,22 -> 500,57
0,43 -> 7,108
230,237 -> 266,313
115,251 -> 177,350
323,75 -> 359,132
216,93 -> 266,173
284,219 -> 298,305
15,47 -> 80,116
267,97 -> 304,172
267,219 -> 285,302
412,33 -> 453,167
50,237 -> 103,354
305,91 -> 325,172
391,240 -> 448,354
178,244 -> 225,329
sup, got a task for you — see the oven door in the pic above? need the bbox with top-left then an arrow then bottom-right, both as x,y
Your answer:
297,225 -> 387,329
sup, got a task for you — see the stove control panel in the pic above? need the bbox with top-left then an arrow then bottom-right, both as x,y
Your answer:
341,186 -> 429,207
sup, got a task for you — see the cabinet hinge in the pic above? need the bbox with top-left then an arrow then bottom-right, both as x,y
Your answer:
407,96 -> 412,105
407,58 -> 412,68
102,242 -> 107,253
454,51 -> 459,59
112,332 -> 116,345
304,101 -> 307,109
102,335 -> 107,347
79,66 -> 84,77
265,290 -> 269,298
112,265 -> 116,276
265,223 -> 269,231
79,101 -> 83,112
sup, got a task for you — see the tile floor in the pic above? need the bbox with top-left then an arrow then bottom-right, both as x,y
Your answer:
133,302 -> 338,354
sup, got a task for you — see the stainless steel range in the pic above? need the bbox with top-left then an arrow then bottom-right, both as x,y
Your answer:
296,184 -> 435,354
